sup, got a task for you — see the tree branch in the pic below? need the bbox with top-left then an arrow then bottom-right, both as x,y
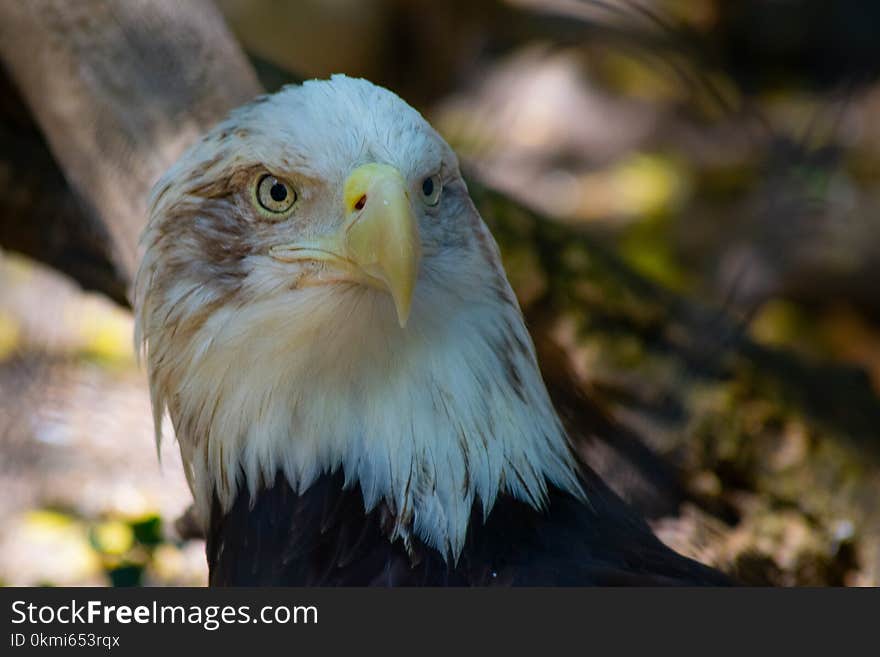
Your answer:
0,0 -> 262,299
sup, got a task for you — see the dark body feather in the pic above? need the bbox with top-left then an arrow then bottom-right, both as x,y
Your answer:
207,464 -> 730,586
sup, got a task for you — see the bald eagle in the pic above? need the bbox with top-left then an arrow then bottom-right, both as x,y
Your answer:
134,75 -> 727,586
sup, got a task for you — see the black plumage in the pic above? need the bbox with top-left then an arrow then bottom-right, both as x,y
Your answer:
207,465 -> 729,586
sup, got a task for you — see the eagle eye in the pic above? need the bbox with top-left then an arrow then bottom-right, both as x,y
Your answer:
420,174 -> 442,206
255,174 -> 296,216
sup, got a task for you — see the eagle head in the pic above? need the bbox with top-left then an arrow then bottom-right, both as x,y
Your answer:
134,75 -> 581,558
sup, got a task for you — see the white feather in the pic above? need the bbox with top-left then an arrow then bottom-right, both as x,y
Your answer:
134,75 -> 583,560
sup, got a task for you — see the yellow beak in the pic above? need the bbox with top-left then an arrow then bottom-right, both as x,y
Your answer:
269,163 -> 421,327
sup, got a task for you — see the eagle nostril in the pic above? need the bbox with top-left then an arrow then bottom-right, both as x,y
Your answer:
354,194 -> 367,211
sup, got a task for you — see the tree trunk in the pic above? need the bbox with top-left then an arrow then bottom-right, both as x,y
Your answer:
0,0 -> 262,299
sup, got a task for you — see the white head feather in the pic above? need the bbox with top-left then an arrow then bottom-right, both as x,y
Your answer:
135,75 -> 582,559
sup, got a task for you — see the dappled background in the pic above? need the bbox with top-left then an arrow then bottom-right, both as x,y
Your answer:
2,0 -> 879,585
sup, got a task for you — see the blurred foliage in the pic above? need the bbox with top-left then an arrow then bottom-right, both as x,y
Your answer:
0,254 -> 204,586
12,507 -> 199,587
474,182 -> 880,585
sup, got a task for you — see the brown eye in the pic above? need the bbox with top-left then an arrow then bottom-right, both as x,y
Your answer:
256,174 -> 296,215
